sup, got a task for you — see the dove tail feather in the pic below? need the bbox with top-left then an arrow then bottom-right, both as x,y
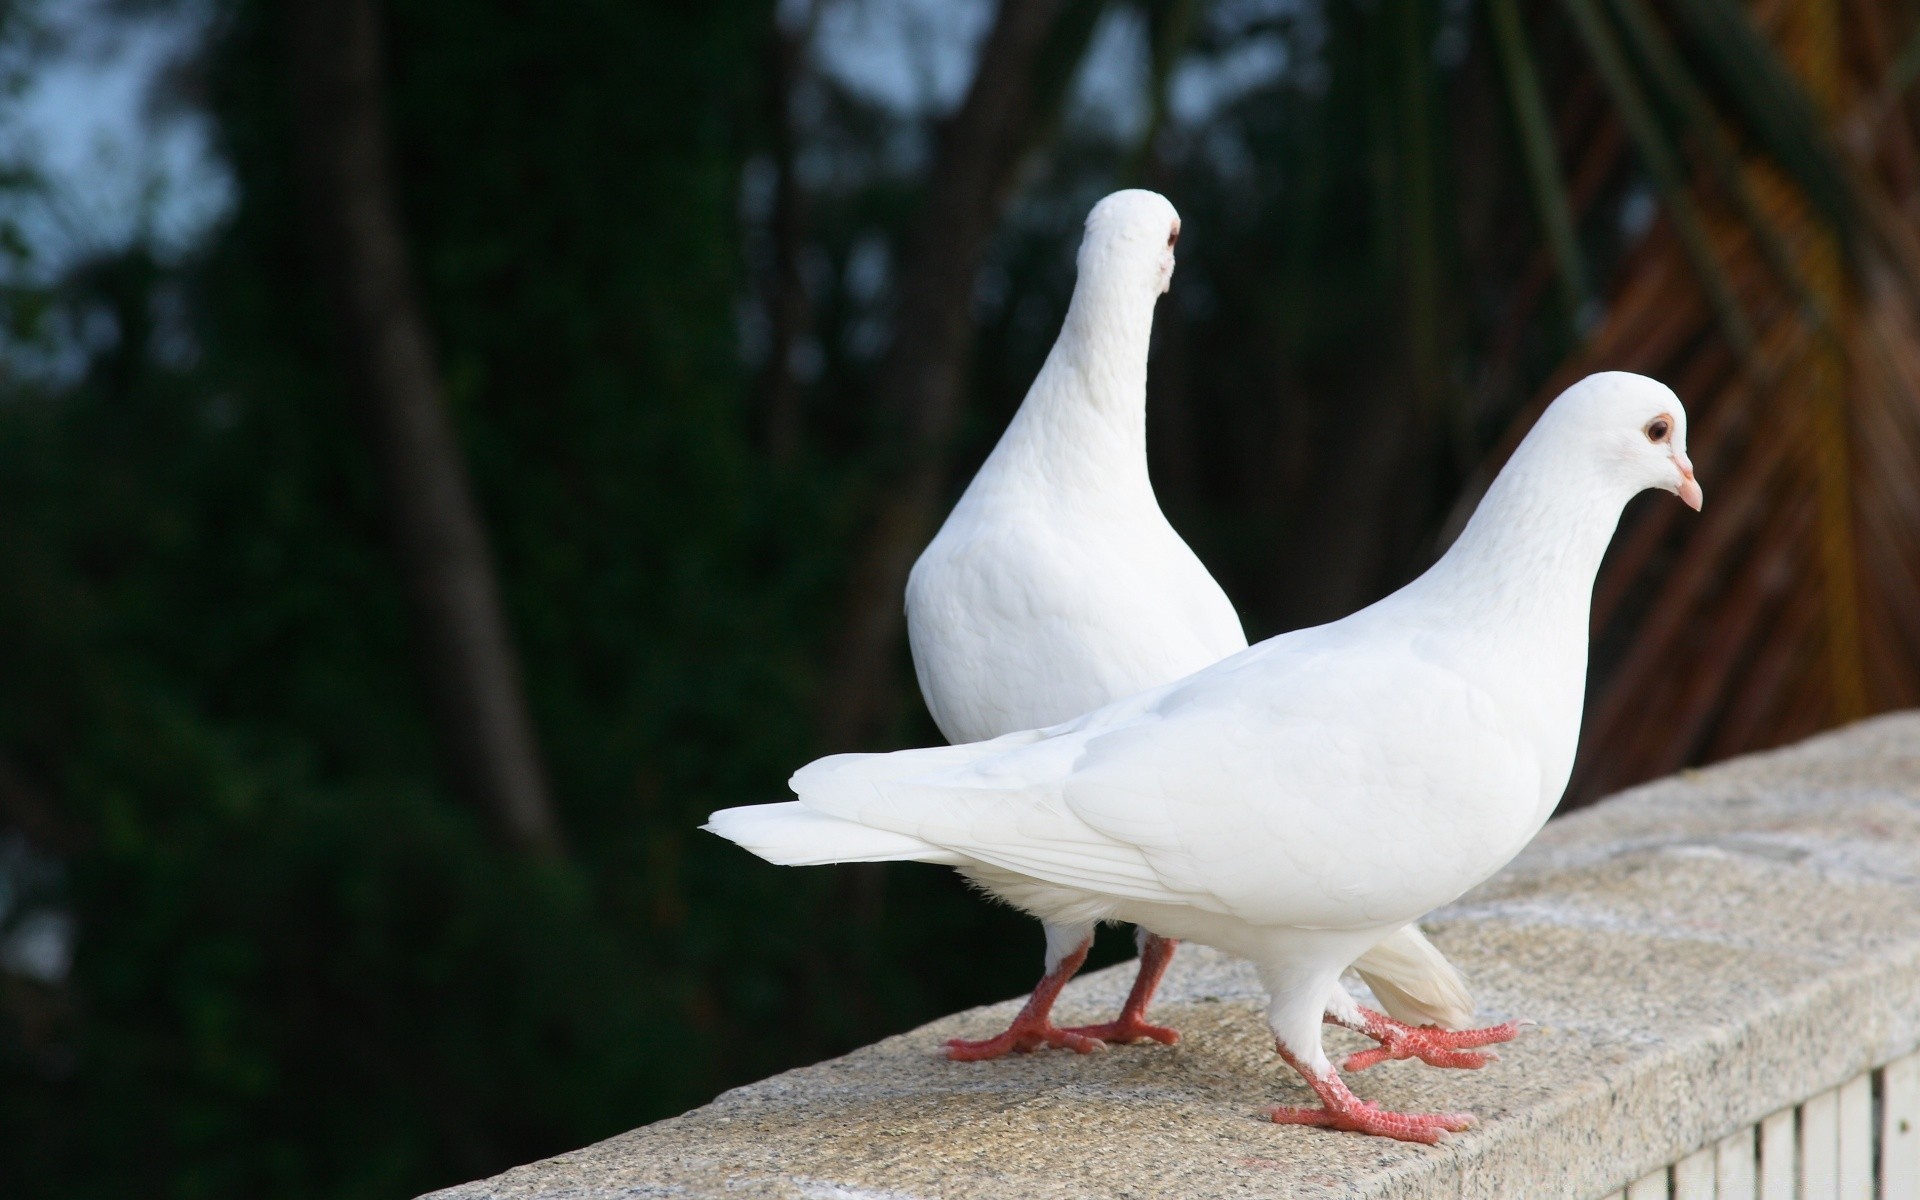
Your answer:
703,802 -> 965,867
1351,926 -> 1476,1030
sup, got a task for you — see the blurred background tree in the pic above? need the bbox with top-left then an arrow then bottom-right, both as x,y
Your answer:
0,0 -> 1914,1196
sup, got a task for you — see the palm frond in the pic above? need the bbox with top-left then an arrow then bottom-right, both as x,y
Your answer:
1500,0 -> 1920,803
1666,0 -> 1859,234
1488,0 -> 1595,329
1603,0 -> 1830,330
1558,0 -> 1761,363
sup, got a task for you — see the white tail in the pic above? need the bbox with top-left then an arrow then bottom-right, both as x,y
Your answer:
703,801 -> 964,868
1352,926 -> 1475,1029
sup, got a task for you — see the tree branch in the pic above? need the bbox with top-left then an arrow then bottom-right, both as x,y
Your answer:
285,0 -> 564,857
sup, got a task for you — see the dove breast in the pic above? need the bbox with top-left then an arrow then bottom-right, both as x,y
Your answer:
906,487 -> 1245,748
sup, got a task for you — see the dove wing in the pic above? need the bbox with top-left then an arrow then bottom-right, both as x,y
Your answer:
1060,647 -> 1540,927
792,641 -> 1537,929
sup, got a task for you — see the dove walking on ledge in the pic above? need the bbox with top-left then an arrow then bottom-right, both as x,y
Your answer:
899,189 -> 1492,1066
709,371 -> 1703,1141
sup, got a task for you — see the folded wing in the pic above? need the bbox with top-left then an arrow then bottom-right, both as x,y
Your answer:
763,640 -> 1536,931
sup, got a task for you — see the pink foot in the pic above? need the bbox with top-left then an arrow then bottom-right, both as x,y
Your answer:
945,1019 -> 1104,1060
1061,933 -> 1181,1046
1267,1098 -> 1476,1144
1058,1014 -> 1180,1046
945,937 -> 1101,1061
1267,1048 -> 1476,1145
1338,1007 -> 1522,1072
945,933 -> 1188,1059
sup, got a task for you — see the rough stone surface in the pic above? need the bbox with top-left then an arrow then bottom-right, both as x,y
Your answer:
424,713 -> 1920,1200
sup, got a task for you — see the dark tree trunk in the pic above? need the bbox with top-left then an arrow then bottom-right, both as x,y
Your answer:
285,0 -> 564,857
815,0 -> 1088,751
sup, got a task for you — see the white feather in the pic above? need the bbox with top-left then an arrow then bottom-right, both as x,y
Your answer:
702,802 -> 962,867
1353,928 -> 1475,1030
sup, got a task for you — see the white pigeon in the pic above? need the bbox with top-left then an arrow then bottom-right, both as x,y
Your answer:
710,371 -> 1701,1141
901,188 -> 1489,1065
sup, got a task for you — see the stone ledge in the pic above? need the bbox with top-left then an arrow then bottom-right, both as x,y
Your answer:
424,712 -> 1920,1200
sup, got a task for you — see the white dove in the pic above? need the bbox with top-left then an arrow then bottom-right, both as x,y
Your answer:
710,371 -> 1702,1141
903,189 -> 1496,1068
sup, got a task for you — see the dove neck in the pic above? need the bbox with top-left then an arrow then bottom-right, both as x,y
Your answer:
1407,443 -> 1634,638
1000,275 -> 1159,492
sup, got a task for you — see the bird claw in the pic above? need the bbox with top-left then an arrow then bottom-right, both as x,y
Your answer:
1342,1012 -> 1523,1072
1057,1016 -> 1181,1046
947,935 -> 1182,1060
1266,1099 -> 1475,1145
1270,1043 -> 1478,1144
945,1021 -> 1106,1061
947,1011 -> 1181,1059
1342,1044 -> 1498,1071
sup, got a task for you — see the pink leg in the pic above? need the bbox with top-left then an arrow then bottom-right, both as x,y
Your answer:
1266,1046 -> 1476,1145
1331,1005 -> 1523,1072
945,938 -> 1105,1061
1060,934 -> 1181,1046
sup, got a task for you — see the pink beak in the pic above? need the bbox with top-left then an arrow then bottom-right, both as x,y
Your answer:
1674,449 -> 1703,511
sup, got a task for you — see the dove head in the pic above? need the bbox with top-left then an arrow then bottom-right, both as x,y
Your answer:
1537,371 -> 1701,511
1417,371 -> 1702,625
1077,189 -> 1181,298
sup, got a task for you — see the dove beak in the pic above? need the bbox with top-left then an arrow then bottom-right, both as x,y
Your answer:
1673,449 -> 1703,511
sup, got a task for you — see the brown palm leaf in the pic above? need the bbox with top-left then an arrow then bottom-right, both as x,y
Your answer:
1466,0 -> 1920,810
1494,0 -> 1920,805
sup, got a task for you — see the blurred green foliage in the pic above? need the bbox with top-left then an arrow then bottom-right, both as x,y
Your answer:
0,0 -> 1717,1193
0,3 -> 1056,1196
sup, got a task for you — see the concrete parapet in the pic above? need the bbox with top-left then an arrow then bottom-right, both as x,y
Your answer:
425,713 -> 1920,1199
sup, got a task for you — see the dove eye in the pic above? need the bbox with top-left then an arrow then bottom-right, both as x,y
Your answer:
1167,227 -> 1179,248
1645,417 -> 1671,443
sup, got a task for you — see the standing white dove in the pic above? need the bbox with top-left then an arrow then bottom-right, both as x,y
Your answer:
899,188 -> 1500,1067
709,370 -> 1703,1141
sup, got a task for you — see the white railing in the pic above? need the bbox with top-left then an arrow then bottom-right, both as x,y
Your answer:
1611,1054 -> 1919,1200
